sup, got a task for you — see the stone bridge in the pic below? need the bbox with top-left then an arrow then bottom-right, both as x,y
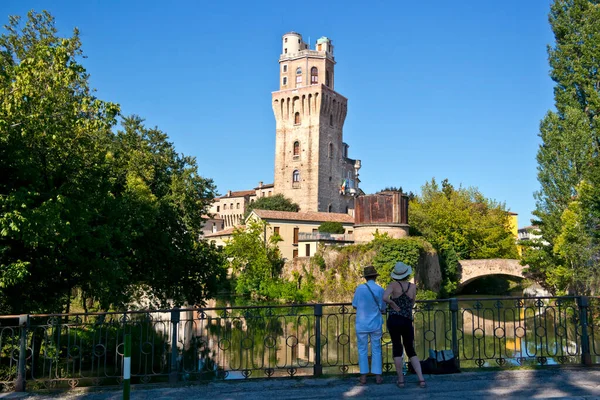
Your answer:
459,259 -> 526,287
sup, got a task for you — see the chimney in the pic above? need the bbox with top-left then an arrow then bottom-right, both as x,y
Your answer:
258,181 -> 263,188
227,190 -> 231,197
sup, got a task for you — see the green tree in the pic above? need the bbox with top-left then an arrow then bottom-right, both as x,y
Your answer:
525,0 -> 600,294
0,11 -> 225,313
410,178 -> 518,295
224,219 -> 314,302
318,222 -> 345,234
244,194 -> 299,218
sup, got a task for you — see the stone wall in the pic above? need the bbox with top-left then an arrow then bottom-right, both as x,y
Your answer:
353,224 -> 409,243
282,245 -> 442,302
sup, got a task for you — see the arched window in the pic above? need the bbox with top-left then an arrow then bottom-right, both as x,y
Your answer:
328,204 -> 333,213
326,70 -> 330,87
328,143 -> 334,158
329,114 -> 333,126
294,112 -> 300,125
293,141 -> 300,156
311,67 -> 318,84
296,67 -> 302,75
293,170 -> 300,182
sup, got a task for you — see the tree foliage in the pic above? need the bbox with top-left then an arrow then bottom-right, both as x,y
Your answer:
409,178 -> 518,295
318,222 -> 345,234
0,11 -> 225,313
244,194 -> 299,218
224,220 -> 313,302
524,0 -> 600,295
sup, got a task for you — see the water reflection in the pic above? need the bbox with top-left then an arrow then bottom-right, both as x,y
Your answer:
192,296 -> 599,380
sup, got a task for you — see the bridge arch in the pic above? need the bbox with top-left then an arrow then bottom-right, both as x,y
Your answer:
459,259 -> 526,287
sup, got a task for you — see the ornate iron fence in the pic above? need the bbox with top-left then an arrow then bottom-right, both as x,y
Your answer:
1,296 -> 599,392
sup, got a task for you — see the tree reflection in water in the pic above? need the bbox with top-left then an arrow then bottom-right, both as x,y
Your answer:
193,296 -> 599,379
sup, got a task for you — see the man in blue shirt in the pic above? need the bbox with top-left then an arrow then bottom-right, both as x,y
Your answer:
352,265 -> 385,385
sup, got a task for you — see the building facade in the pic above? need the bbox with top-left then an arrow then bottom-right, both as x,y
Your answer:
272,32 -> 361,214
208,182 -> 275,229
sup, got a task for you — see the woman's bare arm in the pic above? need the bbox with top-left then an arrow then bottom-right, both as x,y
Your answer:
383,282 -> 400,311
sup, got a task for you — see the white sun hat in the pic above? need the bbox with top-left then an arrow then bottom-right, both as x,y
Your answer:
390,261 -> 413,280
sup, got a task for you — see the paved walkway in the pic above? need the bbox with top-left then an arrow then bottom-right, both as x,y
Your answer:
2,368 -> 600,399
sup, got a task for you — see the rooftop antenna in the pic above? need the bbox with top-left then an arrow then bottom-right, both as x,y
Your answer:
308,36 -> 311,49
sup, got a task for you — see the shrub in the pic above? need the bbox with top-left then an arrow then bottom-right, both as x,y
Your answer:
318,222 -> 345,234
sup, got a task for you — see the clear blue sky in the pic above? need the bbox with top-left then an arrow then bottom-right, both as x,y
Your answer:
3,1 -> 555,228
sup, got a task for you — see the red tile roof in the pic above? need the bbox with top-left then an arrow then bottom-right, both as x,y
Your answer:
251,209 -> 354,223
216,190 -> 255,199
203,226 -> 240,238
254,183 -> 274,189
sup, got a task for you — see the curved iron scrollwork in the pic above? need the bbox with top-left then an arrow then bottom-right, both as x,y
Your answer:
1,295 -> 595,392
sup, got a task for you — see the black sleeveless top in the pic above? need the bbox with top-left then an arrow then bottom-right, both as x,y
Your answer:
388,282 -> 414,320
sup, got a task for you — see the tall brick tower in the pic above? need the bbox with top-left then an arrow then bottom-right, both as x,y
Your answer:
272,32 -> 361,214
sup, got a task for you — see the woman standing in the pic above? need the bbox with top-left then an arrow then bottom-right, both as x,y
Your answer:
383,261 -> 426,388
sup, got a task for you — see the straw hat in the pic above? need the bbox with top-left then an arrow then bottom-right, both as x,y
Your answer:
390,261 -> 412,280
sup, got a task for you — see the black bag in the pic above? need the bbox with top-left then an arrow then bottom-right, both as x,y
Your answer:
409,349 -> 461,375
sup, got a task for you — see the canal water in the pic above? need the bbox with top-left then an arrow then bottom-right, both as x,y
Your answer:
199,277 -> 595,379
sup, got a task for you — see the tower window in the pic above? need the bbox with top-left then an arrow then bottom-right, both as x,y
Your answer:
330,114 -> 333,126
294,112 -> 300,125
282,77 -> 287,86
296,67 -> 302,75
328,143 -> 333,158
326,70 -> 330,87
311,67 -> 318,84
285,38 -> 288,43
285,48 -> 287,54
293,170 -> 300,182
293,141 -> 300,156
282,64 -> 288,72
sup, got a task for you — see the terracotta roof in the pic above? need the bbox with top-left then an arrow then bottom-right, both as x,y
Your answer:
201,215 -> 224,221
508,211 -> 518,215
216,190 -> 255,199
519,225 -> 539,231
254,183 -> 274,189
251,209 -> 354,223
203,226 -> 240,238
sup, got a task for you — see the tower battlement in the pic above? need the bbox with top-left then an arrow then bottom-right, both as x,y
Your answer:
272,32 -> 360,214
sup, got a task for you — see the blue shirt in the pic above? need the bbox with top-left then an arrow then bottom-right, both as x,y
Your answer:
352,280 -> 385,333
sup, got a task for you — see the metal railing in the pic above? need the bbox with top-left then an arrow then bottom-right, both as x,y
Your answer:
1,296 -> 599,392
297,232 -> 354,242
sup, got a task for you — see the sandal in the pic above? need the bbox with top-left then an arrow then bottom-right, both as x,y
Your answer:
358,376 -> 367,385
418,380 -> 426,389
375,375 -> 384,385
396,380 -> 405,388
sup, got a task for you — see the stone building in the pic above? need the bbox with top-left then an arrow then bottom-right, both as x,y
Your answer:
272,32 -> 361,214
207,32 -> 362,233
208,182 -> 275,229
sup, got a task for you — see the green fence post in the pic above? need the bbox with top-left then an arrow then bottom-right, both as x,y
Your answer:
15,315 -> 29,392
314,304 -> 323,377
123,334 -> 131,400
449,298 -> 460,369
577,296 -> 592,365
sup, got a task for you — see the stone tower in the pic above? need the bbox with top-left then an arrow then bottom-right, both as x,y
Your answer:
272,32 -> 361,213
